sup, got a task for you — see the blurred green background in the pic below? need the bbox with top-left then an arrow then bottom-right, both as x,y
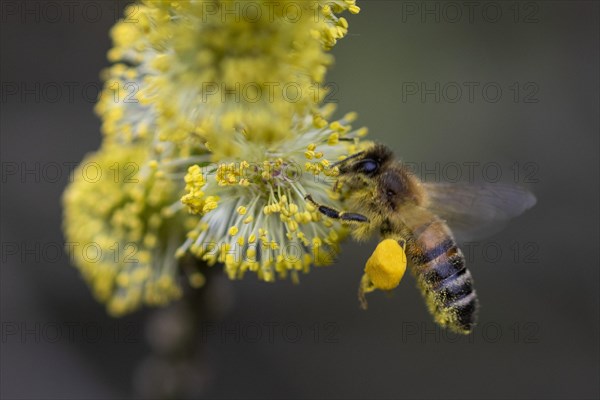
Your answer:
1,1 -> 598,398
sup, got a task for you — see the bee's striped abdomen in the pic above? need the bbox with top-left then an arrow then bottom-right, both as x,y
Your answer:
408,218 -> 479,334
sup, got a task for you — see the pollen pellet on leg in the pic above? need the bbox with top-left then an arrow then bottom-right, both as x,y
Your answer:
365,239 -> 407,290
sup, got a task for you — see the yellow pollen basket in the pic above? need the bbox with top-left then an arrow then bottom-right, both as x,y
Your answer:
365,239 -> 407,290
359,239 -> 407,309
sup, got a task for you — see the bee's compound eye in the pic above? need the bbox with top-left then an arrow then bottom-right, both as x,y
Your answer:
356,159 -> 379,174
364,239 -> 407,290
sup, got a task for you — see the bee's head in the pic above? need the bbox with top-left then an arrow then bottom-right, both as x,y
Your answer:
332,144 -> 422,208
330,144 -> 395,199
335,143 -> 394,177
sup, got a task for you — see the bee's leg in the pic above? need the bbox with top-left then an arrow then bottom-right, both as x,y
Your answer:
397,238 -> 406,250
304,194 -> 369,223
358,274 -> 376,310
381,221 -> 407,250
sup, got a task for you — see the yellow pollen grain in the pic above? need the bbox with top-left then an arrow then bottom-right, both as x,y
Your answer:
189,272 -> 205,288
175,248 -> 186,258
288,220 -> 298,232
236,206 -> 247,215
330,121 -> 343,131
327,132 -> 339,145
344,111 -> 358,122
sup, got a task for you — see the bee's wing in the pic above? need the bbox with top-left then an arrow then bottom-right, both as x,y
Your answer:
421,182 -> 537,242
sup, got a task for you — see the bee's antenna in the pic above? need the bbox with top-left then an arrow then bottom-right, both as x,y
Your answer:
330,151 -> 365,168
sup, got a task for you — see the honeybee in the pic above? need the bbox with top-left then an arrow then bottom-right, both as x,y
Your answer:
305,144 -> 536,334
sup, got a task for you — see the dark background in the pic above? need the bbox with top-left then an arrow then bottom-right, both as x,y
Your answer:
1,1 -> 599,399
